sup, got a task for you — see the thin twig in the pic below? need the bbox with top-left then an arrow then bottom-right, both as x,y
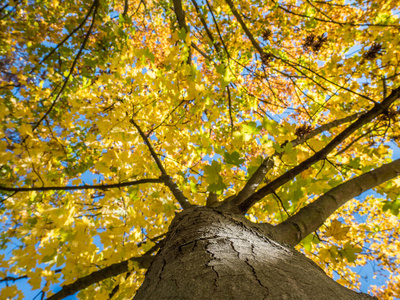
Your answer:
273,192 -> 291,217
29,0 -> 99,137
224,0 -> 375,104
275,1 -> 400,28
227,86 -> 234,135
0,178 -> 163,193
38,0 -> 97,65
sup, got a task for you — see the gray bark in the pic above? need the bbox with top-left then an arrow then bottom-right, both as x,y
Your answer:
134,206 -> 375,300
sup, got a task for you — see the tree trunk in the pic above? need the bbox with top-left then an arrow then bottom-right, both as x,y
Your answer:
134,207 -> 375,300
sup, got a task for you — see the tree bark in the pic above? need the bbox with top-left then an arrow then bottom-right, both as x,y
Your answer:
134,206 -> 375,299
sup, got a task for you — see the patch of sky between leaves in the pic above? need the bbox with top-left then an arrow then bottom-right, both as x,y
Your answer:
346,142 -> 400,295
0,237 -> 78,299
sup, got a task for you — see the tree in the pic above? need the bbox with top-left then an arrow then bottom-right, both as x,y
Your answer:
0,0 -> 400,298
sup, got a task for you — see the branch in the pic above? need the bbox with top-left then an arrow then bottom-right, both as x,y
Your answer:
0,269 -> 62,284
0,178 -> 163,193
305,0 -> 340,26
229,112 -> 363,205
30,0 -> 98,136
172,0 -> 188,32
334,128 -> 374,156
235,86 -> 400,213
224,0 -> 375,104
123,0 -> 128,16
190,0 -> 219,53
227,86 -> 234,134
224,0 -> 263,54
0,275 -> 27,283
274,158 -> 400,246
275,1 -> 400,28
172,0 -> 191,64
191,42 -> 213,61
148,99 -> 186,134
205,0 -> 230,58
46,242 -> 162,300
130,119 -> 192,209
38,0 -> 97,65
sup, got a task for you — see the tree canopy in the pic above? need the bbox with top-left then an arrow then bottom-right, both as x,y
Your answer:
0,0 -> 400,298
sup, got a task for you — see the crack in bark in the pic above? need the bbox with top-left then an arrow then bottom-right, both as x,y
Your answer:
173,278 -> 180,289
246,244 -> 269,297
229,239 -> 270,297
244,257 -> 269,298
205,240 -> 220,290
155,258 -> 167,289
176,238 -> 197,259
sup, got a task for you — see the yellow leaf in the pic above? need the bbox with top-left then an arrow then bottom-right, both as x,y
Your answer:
326,220 -> 350,240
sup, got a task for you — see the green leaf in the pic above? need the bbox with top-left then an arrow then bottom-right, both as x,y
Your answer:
189,180 -> 198,193
283,142 -> 293,153
178,27 -> 187,40
301,234 -> 320,252
242,122 -> 260,135
305,18 -> 317,28
273,142 -> 284,153
207,181 -> 227,194
224,151 -> 245,166
382,198 -> 400,216
293,189 -> 303,202
216,64 -> 226,75
42,250 -> 57,263
263,118 -> 280,136
204,161 -> 226,193
143,48 -> 155,63
340,242 -> 362,263
349,157 -> 361,169
204,160 -> 222,184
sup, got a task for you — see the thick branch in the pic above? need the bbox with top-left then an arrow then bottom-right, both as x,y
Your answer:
274,158 -> 400,246
130,119 -> 192,209
229,112 -> 363,205
46,242 -> 162,300
0,178 -> 162,193
235,87 -> 400,213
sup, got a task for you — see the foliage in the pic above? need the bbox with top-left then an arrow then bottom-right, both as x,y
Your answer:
0,0 -> 400,299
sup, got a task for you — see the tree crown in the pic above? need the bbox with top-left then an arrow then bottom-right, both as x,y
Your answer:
0,0 -> 400,298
